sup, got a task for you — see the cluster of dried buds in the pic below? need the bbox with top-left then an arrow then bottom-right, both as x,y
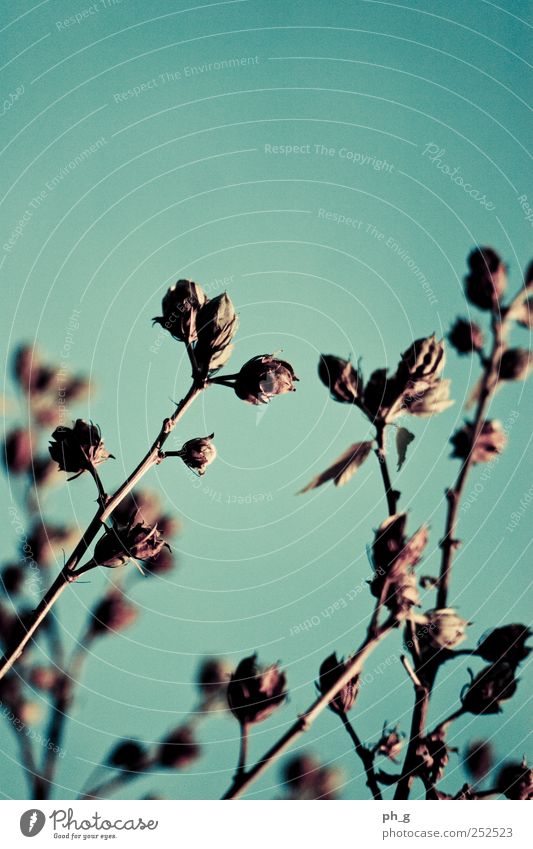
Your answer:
369,513 -> 428,619
153,279 -> 298,404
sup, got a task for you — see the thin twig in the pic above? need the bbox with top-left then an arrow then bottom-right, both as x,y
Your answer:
339,712 -> 382,800
375,423 -> 398,516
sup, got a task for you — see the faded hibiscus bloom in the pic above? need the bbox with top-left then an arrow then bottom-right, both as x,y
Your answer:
49,420 -> 112,477
227,654 -> 287,726
93,518 -> 167,569
451,419 -> 507,464
317,653 -> 359,715
233,354 -> 298,405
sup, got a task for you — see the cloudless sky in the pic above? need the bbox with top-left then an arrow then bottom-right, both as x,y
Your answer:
1,0 -> 532,800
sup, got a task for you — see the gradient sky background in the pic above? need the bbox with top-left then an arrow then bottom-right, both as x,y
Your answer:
1,0 -> 532,800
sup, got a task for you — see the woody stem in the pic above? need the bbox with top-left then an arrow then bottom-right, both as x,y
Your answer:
375,423 -> 398,516
339,712 -> 382,800
236,722 -> 249,778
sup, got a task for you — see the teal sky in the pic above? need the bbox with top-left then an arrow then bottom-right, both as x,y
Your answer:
1,0 -> 532,800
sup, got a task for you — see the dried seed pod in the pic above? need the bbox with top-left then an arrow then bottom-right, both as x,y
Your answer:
3,429 -> 34,474
89,591 -> 138,635
476,624 -> 531,667
421,608 -> 470,651
93,519 -> 167,569
158,726 -> 200,769
461,662 -> 518,715
112,490 -> 162,528
376,725 -> 404,762
234,355 -> 298,405
196,657 -> 231,699
498,348 -> 533,382
318,355 -> 361,404
227,654 -> 287,726
448,318 -> 484,355
49,420 -> 112,476
108,739 -> 148,772
400,335 -> 446,382
283,753 -> 340,800
316,653 -> 359,715
152,279 -> 207,344
402,378 -> 453,417
451,419 -> 507,464
194,293 -> 239,374
178,434 -> 217,475
463,739 -> 494,781
465,247 -> 507,310
1,565 -> 25,595
497,759 -> 533,800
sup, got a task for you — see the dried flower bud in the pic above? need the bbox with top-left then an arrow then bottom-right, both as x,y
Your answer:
400,335 -> 446,382
26,523 -> 78,567
227,654 -> 287,726
13,345 -> 39,394
283,753 -> 340,800
376,725 -> 404,762
93,519 -> 167,569
497,759 -> 533,800
420,608 -> 470,651
112,490 -> 161,527
153,279 -> 207,344
377,571 -> 420,614
461,662 -> 518,715
402,378 -> 453,417
178,434 -> 216,475
3,429 -> 34,474
1,565 -> 25,595
49,420 -> 112,476
464,740 -> 494,781
196,657 -> 231,699
194,293 -> 239,374
318,355 -> 360,403
89,590 -> 138,635
451,419 -> 507,464
143,546 -> 176,576
32,457 -> 59,488
362,368 -> 400,420
448,319 -> 484,355
29,666 -> 60,692
234,354 -> 298,405
158,726 -> 200,769
316,653 -> 359,715
476,624 -> 531,666
465,247 -> 507,310
108,739 -> 147,772
498,348 -> 533,382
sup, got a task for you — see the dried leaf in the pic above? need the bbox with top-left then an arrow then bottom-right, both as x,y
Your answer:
396,427 -> 415,471
299,441 -> 373,493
